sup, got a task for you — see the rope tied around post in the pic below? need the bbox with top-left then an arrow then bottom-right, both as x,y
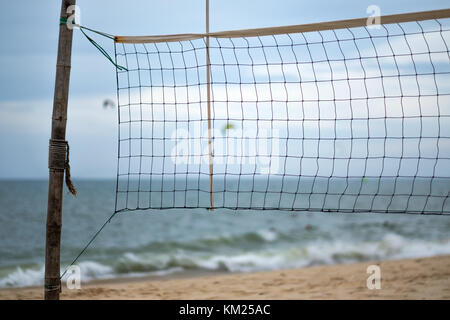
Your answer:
60,17 -> 127,71
49,139 -> 77,196
44,280 -> 62,294
65,143 -> 77,196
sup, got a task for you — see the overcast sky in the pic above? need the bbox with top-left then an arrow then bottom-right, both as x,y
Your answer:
0,0 -> 449,179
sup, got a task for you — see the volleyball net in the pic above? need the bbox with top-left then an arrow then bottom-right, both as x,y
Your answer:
113,9 -> 450,214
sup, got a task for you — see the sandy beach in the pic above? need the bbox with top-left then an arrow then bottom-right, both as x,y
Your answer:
1,255 -> 449,300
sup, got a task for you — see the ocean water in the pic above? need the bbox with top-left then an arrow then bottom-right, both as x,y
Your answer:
0,180 -> 450,288
116,176 -> 450,213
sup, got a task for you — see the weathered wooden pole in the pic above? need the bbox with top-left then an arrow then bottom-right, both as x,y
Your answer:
45,0 -> 76,300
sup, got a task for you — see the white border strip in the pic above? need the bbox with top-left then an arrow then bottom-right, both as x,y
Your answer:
115,8 -> 450,44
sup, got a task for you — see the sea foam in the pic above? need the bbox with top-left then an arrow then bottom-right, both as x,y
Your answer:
2,232 -> 449,288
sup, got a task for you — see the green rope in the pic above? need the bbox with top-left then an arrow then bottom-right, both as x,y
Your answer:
79,28 -> 127,71
60,17 -> 127,71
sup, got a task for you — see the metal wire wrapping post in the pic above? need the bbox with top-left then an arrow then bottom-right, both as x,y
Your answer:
49,139 -> 77,196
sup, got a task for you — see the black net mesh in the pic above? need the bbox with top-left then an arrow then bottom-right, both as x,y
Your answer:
114,18 -> 450,214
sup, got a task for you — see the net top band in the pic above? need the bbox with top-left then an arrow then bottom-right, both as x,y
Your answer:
114,8 -> 450,44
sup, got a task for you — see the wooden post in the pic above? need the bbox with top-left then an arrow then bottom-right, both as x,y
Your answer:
45,0 -> 76,300
206,0 -> 214,210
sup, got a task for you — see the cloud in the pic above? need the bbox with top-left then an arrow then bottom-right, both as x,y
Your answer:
0,94 -> 117,179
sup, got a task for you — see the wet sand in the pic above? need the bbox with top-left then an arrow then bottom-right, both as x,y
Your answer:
1,255 -> 449,300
